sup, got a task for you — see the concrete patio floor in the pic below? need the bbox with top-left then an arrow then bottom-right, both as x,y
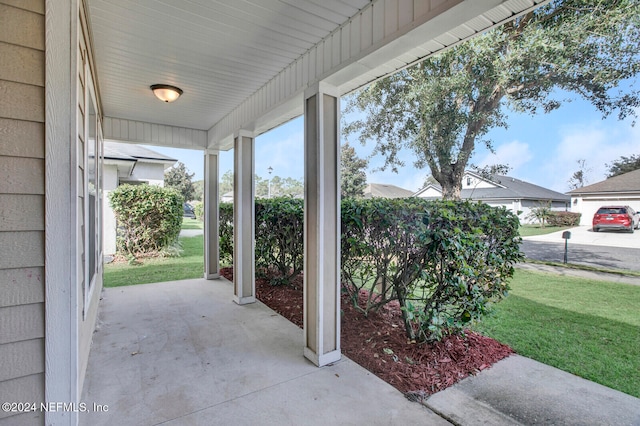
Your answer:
80,277 -> 449,425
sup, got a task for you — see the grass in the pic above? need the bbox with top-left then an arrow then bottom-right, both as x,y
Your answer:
103,235 -> 204,287
181,217 -> 204,230
519,224 -> 572,237
474,269 -> 640,397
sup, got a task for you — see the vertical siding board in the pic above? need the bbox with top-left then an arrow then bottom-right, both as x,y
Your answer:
360,7 -> 373,51
398,0 -> 414,28
372,3 -> 385,44
341,25 -> 350,62
350,14 -> 361,59
385,0 -> 399,36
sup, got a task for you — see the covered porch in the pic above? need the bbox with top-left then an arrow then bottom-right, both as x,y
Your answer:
80,277 -> 448,425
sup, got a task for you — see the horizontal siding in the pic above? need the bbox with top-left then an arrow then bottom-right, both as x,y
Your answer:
0,0 -> 46,422
0,374 -> 44,422
0,157 -> 44,194
0,303 -> 44,345
0,194 -> 44,231
0,80 -> 45,122
0,0 -> 44,15
0,118 -> 44,158
0,231 -> 44,269
0,267 -> 44,308
0,3 -> 44,51
0,339 -> 44,382
0,42 -> 44,87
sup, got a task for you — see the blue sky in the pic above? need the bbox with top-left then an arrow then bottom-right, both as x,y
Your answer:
144,88 -> 639,195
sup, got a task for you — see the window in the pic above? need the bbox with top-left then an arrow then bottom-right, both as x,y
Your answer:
84,69 -> 103,310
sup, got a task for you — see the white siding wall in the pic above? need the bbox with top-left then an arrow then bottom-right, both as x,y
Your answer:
0,1 -> 46,424
572,195 -> 640,226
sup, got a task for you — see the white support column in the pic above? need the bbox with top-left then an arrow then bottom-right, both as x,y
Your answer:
233,130 -> 256,304
303,82 -> 341,367
204,150 -> 220,279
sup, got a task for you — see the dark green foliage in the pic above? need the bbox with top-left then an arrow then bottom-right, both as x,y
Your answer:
341,198 -> 522,342
218,197 -> 522,342
255,197 -> 304,285
108,184 -> 183,257
341,142 -> 368,198
193,201 -> 204,221
547,211 -> 581,227
606,154 -> 640,177
219,203 -> 233,266
345,0 -> 640,199
164,161 -> 196,202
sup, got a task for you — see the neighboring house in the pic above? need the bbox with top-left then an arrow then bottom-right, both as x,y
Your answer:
102,142 -> 177,255
568,169 -> 640,226
363,183 -> 414,198
414,171 -> 570,223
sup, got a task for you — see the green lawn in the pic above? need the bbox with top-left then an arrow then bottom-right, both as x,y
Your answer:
519,224 -> 572,237
181,217 -> 204,230
475,269 -> 640,397
103,235 -> 204,287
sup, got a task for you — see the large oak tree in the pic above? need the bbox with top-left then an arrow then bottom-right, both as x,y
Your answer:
344,0 -> 640,199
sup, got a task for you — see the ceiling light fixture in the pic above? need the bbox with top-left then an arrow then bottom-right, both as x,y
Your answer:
150,84 -> 183,103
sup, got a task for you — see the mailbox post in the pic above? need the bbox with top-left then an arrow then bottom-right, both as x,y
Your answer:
562,231 -> 571,264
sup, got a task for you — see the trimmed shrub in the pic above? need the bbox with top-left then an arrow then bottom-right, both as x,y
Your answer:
193,201 -> 204,221
548,211 -> 581,227
108,184 -> 183,257
218,197 -> 522,342
219,203 -> 233,266
255,197 -> 304,285
341,198 -> 522,342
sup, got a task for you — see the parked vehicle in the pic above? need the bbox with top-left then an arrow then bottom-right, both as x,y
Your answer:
592,205 -> 640,233
183,203 -> 196,218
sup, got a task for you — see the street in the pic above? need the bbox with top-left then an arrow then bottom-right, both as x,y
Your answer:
520,240 -> 640,272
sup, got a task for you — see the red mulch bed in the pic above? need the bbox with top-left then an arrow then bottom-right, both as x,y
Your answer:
219,267 -> 513,398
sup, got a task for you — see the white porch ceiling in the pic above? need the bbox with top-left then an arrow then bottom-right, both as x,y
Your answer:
88,0 -> 548,150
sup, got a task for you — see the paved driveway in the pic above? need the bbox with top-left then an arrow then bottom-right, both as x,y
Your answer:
524,226 -> 640,249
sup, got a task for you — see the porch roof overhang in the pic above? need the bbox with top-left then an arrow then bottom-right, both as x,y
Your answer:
90,0 -> 549,151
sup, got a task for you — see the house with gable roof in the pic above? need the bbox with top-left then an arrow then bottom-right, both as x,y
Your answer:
414,171 -> 570,223
568,169 -> 640,226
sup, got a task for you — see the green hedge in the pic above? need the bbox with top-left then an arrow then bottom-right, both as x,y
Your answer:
218,198 -> 522,342
342,198 -> 522,342
108,184 -> 183,257
547,211 -> 581,227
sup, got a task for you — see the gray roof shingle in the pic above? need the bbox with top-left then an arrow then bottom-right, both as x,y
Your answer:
567,169 -> 640,194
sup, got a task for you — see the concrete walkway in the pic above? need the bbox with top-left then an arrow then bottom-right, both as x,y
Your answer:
80,278 -> 447,425
81,277 -> 640,425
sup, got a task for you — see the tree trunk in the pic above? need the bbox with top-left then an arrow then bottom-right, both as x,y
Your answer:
439,169 -> 463,200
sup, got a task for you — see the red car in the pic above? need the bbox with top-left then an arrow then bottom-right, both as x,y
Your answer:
592,206 -> 640,233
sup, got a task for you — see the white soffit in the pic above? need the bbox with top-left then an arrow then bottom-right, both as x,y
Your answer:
87,0 -> 549,151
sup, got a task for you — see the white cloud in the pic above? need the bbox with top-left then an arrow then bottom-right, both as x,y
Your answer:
477,140 -> 533,173
543,122 -> 640,192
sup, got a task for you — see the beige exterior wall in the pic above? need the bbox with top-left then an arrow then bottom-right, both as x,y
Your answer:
0,1 -> 46,424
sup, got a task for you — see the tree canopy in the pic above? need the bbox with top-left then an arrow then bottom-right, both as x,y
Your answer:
164,161 -> 196,202
341,142 -> 369,198
344,0 -> 640,199
606,154 -> 640,177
